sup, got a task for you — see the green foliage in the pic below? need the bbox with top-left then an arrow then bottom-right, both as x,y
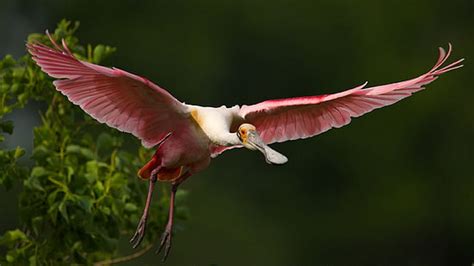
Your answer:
0,20 -> 188,265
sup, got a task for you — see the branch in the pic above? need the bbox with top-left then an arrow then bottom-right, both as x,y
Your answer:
93,243 -> 154,266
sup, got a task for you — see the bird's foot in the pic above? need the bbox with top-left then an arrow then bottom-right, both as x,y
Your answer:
130,216 -> 147,248
156,224 -> 173,262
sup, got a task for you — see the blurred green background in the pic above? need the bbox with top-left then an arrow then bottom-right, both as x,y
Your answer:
1,0 -> 473,265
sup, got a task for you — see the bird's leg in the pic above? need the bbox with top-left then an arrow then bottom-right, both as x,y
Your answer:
130,167 -> 160,248
156,172 -> 191,261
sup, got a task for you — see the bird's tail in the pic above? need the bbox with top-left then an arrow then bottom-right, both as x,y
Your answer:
137,132 -> 172,179
137,155 -> 161,179
137,158 -> 184,181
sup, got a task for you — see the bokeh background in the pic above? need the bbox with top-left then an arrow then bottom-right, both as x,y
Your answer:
1,0 -> 473,265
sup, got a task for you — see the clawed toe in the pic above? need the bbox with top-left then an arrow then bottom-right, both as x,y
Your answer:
130,217 -> 147,248
156,226 -> 173,262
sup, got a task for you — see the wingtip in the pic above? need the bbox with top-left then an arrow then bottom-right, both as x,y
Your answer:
430,43 -> 463,74
438,46 -> 446,57
45,30 -> 62,51
439,43 -> 453,54
434,57 -> 465,75
26,41 -> 40,57
446,43 -> 453,58
357,81 -> 369,89
61,38 -> 73,56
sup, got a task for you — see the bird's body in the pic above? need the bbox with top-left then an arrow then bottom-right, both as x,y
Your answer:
28,33 -> 463,261
136,104 -> 240,181
187,104 -> 241,147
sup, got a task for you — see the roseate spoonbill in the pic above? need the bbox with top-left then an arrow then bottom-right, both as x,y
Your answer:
28,32 -> 463,261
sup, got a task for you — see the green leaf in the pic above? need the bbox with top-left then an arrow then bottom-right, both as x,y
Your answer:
0,120 -> 14,134
0,229 -> 28,245
31,217 -> 43,236
6,253 -> 15,263
94,180 -> 104,194
77,195 -> 93,213
66,166 -> 74,183
29,255 -> 37,266
27,33 -> 43,43
18,92 -> 29,105
100,206 -> 111,215
96,133 -> 114,153
14,146 -> 25,159
71,241 -> 82,252
92,44 -> 116,63
48,201 -> 59,225
47,190 -> 60,206
59,201 -> 69,222
0,20 -> 186,264
124,203 -> 138,212
66,145 -> 95,160
10,83 -> 20,93
32,145 -> 52,159
93,45 -> 106,63
65,144 -> 81,154
31,166 -> 48,178
24,175 -> 45,192
1,54 -> 16,67
48,177 -> 67,190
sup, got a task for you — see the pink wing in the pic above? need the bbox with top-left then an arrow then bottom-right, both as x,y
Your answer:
28,34 -> 189,148
238,45 -> 463,145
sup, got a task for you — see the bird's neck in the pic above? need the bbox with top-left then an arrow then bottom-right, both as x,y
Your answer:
218,132 -> 241,146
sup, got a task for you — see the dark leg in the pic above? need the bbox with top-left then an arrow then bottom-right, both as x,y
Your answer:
156,172 -> 191,261
130,167 -> 160,248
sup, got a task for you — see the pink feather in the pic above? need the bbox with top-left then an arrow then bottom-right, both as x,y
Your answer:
238,44 -> 463,145
27,35 -> 189,148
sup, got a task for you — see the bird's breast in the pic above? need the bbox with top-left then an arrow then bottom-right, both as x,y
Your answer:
187,105 -> 236,145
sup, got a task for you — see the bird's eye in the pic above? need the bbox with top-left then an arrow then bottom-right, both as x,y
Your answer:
240,128 -> 247,135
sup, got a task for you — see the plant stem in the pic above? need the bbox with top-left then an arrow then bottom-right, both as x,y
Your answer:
93,243 -> 154,266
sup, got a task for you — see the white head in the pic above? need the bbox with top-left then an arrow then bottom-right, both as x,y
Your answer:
237,123 -> 288,165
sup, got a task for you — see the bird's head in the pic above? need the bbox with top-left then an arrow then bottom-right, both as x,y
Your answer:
237,123 -> 288,165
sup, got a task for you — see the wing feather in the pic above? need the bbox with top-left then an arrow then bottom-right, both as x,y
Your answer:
237,44 -> 463,145
28,34 -> 190,148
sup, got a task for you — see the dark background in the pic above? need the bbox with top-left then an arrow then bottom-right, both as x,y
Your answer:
1,0 -> 473,265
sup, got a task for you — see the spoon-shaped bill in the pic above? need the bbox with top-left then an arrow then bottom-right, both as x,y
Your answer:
247,131 -> 288,165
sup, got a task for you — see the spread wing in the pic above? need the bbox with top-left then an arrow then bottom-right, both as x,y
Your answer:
237,44 -> 463,145
210,44 -> 463,157
28,34 -> 190,148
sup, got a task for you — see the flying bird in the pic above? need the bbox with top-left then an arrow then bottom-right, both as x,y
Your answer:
28,33 -> 463,261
